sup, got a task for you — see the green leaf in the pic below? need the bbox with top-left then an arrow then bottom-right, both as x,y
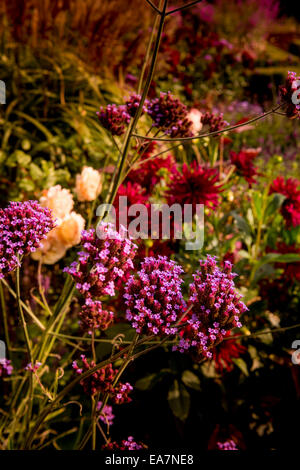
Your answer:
29,162 -> 44,181
16,150 -> 31,167
230,211 -> 252,237
181,370 -> 201,391
252,192 -> 263,222
167,380 -> 190,422
232,358 -> 249,376
135,374 -> 157,391
265,193 -> 285,220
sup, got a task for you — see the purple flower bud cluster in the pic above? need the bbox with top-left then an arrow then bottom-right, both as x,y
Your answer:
124,256 -> 186,336
217,440 -> 238,450
174,256 -> 247,360
72,355 -> 133,402
201,111 -> 229,134
64,224 -> 137,333
96,104 -> 131,136
0,200 -> 55,279
103,436 -> 144,450
79,299 -> 114,332
279,71 -> 300,119
97,401 -> 115,426
0,358 -> 13,377
147,91 -> 193,137
125,93 -> 148,118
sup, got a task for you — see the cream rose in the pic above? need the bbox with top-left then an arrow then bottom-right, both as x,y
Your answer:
75,166 -> 102,202
56,212 -> 85,248
40,185 -> 74,220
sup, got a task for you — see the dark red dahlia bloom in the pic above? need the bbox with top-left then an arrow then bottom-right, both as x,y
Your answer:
127,144 -> 176,192
279,71 -> 300,119
230,148 -> 260,187
212,332 -> 247,373
114,182 -> 150,235
269,176 -> 300,227
165,161 -> 222,215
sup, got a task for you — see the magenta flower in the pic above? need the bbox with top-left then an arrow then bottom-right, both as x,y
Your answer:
147,91 -> 193,137
201,111 -> 229,134
96,104 -> 131,136
72,356 -> 132,402
217,440 -> 238,450
97,401 -> 115,426
124,256 -> 186,336
0,358 -> 13,377
174,256 -> 247,360
103,436 -> 144,450
0,200 -> 55,278
64,224 -> 137,299
79,299 -> 114,332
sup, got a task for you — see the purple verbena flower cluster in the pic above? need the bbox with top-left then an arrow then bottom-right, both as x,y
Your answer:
201,111 -> 229,134
125,93 -> 147,118
217,440 -> 238,450
72,355 -> 133,402
0,200 -> 55,279
0,358 -> 13,377
96,104 -> 131,136
174,256 -> 247,360
64,224 -> 137,333
279,71 -> 300,119
124,255 -> 186,336
147,91 -> 193,137
79,299 -> 114,332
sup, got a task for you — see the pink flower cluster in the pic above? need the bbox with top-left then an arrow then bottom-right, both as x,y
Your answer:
147,91 -> 193,137
64,224 -> 137,332
0,358 -> 13,377
217,440 -> 238,450
72,355 -> 133,401
174,256 -> 247,360
124,256 -> 186,336
103,436 -> 144,450
0,200 -> 55,278
201,111 -> 229,133
96,104 -> 130,136
97,401 -> 115,426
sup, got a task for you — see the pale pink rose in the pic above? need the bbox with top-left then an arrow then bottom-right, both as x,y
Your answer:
75,166 -> 102,202
187,108 -> 203,134
56,212 -> 85,248
40,185 -> 74,220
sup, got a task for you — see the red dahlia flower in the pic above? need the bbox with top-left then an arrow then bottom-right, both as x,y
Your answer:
269,176 -> 300,227
165,161 -> 222,215
230,147 -> 261,187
